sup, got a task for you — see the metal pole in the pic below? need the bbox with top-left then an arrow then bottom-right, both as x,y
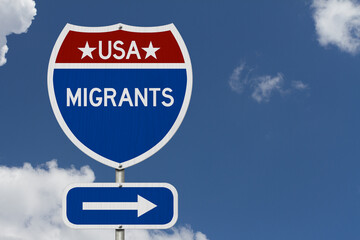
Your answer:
116,169 -> 125,183
115,169 -> 125,240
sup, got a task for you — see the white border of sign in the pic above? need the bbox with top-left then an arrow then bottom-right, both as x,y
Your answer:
48,23 -> 193,169
63,182 -> 178,229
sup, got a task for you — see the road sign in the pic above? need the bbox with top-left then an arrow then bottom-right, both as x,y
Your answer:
63,183 -> 178,229
48,23 -> 192,169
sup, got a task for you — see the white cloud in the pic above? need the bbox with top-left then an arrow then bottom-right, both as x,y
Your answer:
0,161 -> 208,240
251,73 -> 284,103
229,63 -> 307,103
127,227 -> 208,240
229,63 -> 247,93
312,0 -> 360,54
0,0 -> 37,66
0,45 -> 8,66
292,80 -> 308,90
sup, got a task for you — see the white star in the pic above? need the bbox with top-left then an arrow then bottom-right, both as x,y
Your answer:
142,42 -> 160,59
78,42 -> 96,59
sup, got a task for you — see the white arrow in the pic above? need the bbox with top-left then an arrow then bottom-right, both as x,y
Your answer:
82,195 -> 157,217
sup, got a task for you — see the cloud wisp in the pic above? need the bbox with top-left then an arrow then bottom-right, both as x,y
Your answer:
251,73 -> 284,103
229,63 -> 248,94
229,63 -> 307,103
312,0 -> 360,54
0,0 -> 37,66
0,161 -> 208,240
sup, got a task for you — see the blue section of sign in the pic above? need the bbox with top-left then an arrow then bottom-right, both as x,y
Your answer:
53,69 -> 187,164
66,186 -> 174,225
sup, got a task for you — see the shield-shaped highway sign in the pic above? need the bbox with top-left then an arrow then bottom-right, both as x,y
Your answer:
48,23 -> 192,169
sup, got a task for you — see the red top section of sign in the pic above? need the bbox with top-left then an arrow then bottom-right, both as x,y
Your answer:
55,30 -> 185,64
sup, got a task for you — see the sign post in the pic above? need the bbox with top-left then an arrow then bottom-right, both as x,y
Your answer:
48,23 -> 191,239
115,169 -> 125,240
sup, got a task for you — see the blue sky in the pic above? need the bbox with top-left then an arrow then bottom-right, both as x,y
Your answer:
1,0 -> 360,239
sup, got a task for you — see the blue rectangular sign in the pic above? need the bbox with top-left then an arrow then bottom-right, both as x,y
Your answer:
63,183 -> 178,229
